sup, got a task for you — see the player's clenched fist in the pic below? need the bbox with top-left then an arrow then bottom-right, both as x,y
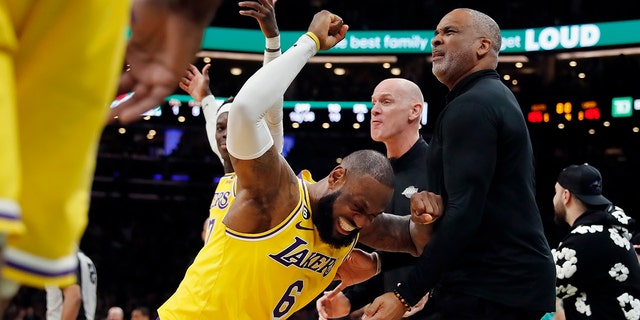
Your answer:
410,191 -> 442,225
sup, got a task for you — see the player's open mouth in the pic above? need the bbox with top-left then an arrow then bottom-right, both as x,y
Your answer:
338,217 -> 356,234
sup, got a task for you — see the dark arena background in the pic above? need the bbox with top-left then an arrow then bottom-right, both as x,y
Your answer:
7,1 -> 640,319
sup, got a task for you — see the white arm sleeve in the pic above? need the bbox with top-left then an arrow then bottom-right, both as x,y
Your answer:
264,35 -> 281,65
201,94 -> 225,164
263,37 -> 284,154
227,35 -> 317,160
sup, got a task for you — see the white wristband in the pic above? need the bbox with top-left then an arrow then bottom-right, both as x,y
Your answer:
265,35 -> 280,51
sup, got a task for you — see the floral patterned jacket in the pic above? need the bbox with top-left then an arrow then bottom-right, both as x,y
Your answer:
554,206 -> 640,319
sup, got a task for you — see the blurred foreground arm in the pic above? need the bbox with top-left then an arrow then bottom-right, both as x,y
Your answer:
110,0 -> 222,123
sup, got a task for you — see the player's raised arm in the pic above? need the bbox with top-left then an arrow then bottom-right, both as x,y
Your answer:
222,10 -> 348,233
239,0 -> 285,153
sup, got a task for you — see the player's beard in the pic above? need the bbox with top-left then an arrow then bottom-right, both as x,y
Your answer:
313,191 -> 358,249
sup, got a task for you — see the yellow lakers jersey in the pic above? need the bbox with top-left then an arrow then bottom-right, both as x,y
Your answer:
203,173 -> 237,244
158,172 -> 356,320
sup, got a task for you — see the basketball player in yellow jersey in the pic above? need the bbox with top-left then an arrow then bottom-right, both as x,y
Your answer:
0,0 -> 221,311
158,9 -> 443,320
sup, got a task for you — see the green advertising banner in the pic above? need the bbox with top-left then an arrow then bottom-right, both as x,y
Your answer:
166,94 -> 371,110
200,19 -> 640,54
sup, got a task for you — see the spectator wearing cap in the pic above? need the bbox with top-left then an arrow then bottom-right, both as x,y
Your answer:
552,163 -> 640,319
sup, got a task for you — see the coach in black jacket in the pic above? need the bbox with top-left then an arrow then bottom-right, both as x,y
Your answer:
364,8 -> 556,320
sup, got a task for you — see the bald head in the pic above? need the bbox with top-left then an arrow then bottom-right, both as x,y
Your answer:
370,78 -> 424,157
375,78 -> 423,103
107,307 -> 124,320
374,78 -> 424,113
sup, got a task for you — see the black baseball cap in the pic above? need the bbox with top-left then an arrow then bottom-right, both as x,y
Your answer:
557,164 -> 611,206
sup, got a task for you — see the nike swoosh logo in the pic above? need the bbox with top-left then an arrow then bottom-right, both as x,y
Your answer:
295,221 -> 314,231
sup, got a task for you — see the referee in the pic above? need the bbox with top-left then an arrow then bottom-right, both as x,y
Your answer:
46,251 -> 97,320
